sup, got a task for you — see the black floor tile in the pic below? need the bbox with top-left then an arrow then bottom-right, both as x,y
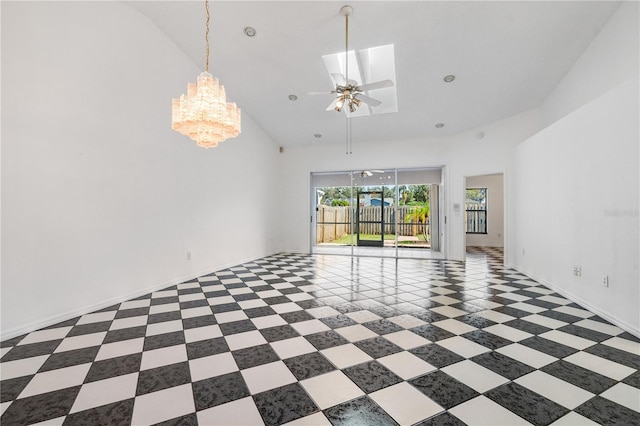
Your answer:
575,396 -> 640,425
143,331 -> 185,351
253,383 -> 318,426
503,318 -> 551,336
0,375 -> 32,403
470,351 -> 536,380
305,330 -> 350,350
186,337 -> 229,360
232,344 -> 279,369
413,411 -> 467,426
519,336 -> 578,358
283,352 -> 336,380
320,315 -> 358,329
192,371 -> 250,411
219,319 -> 257,336
39,346 -> 100,372
541,359 -> 617,394
324,395 -> 399,426
0,386 -> 80,425
355,337 -> 403,358
363,319 -> 404,335
62,398 -> 135,426
584,344 -> 640,369
410,370 -> 479,409
85,353 -> 142,383
343,360 -> 403,393
485,382 -> 569,425
410,325 -> 456,342
409,344 -> 465,368
461,330 -> 512,350
103,326 -> 146,344
260,324 -> 300,342
136,361 -> 191,395
1,340 -> 62,362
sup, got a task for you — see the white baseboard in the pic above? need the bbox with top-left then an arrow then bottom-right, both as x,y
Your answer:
1,251 -> 280,342
511,266 -> 640,339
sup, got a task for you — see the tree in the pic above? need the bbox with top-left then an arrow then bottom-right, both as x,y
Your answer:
405,203 -> 430,242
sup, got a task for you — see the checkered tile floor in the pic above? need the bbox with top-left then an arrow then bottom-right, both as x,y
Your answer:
2,248 -> 639,425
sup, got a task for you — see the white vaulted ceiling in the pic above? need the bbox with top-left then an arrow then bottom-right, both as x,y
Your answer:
127,1 -> 621,147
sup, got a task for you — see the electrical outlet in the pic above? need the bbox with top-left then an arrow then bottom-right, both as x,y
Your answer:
574,267 -> 581,277
187,251 -> 192,261
602,275 -> 609,287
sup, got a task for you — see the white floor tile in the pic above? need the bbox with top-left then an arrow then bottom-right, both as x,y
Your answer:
0,402 -> 10,417
250,315 -> 287,330
145,320 -> 183,337
17,327 -> 73,345
149,303 -> 180,315
497,292 -> 531,302
539,330 -> 597,350
483,324 -> 533,342
228,287 -> 253,295
306,306 -> 342,318
208,295 -> 236,306
600,382 -> 640,411
429,305 -> 469,318
286,292 -> 314,302
189,352 -> 238,381
283,411 -> 332,426
132,384 -> 195,425
95,338 -> 144,361
225,330 -> 268,351
301,371 -> 364,410
238,299 -> 268,309
54,332 -> 107,353
335,324 -> 378,342
272,302 -> 304,314
515,371 -> 594,409
473,310 -> 516,323
574,319 -> 624,336
436,336 -> 491,358
241,361 -> 297,394
151,289 -> 178,298
197,396 -> 264,426
602,336 -> 640,355
256,290 -> 282,299
553,306 -> 594,319
119,300 -> 151,310
215,310 -> 249,324
345,310 -> 382,323
441,360 -> 509,393
383,330 -> 430,349
536,295 -> 572,306
177,282 -> 201,289
388,314 -> 427,329
521,314 -> 568,329
320,344 -> 373,369
140,344 -> 187,370
432,319 -> 477,335
370,382 -> 443,425
549,412 -> 600,425
564,351 -> 635,380
181,306 -> 213,319
109,316 -> 148,331
450,395 -> 533,426
70,372 -> 138,413
270,337 -> 316,359
19,363 -> 91,398
378,351 -> 436,380
429,295 -> 461,305
76,311 -> 117,325
291,319 -> 330,335
183,324 -> 222,343
0,355 -> 49,380
496,343 -> 557,369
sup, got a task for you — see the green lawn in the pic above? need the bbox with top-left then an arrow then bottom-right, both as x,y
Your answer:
332,234 -> 427,244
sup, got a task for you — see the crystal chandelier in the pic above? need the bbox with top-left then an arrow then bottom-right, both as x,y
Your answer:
171,0 -> 241,149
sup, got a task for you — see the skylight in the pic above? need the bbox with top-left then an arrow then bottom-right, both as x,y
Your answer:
322,44 -> 398,117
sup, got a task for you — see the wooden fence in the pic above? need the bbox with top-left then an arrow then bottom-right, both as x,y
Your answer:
316,205 -> 429,243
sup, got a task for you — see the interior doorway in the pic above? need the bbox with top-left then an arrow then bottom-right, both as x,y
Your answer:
463,173 -> 505,261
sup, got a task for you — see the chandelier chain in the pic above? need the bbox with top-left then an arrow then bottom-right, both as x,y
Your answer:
205,0 -> 210,72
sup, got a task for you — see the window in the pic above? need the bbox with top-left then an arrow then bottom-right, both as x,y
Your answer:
465,188 -> 487,234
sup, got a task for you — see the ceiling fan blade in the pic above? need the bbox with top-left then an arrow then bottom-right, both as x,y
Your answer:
354,93 -> 382,107
331,73 -> 348,86
307,90 -> 336,95
325,98 -> 339,111
356,79 -> 394,92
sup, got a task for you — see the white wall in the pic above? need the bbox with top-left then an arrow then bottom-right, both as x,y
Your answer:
508,0 -> 639,335
541,2 -> 637,126
280,109 -> 541,261
1,2 -> 282,340
510,79 -> 639,334
465,174 -> 504,248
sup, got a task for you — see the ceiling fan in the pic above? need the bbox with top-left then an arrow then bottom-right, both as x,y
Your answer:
310,5 -> 394,114
357,169 -> 384,178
